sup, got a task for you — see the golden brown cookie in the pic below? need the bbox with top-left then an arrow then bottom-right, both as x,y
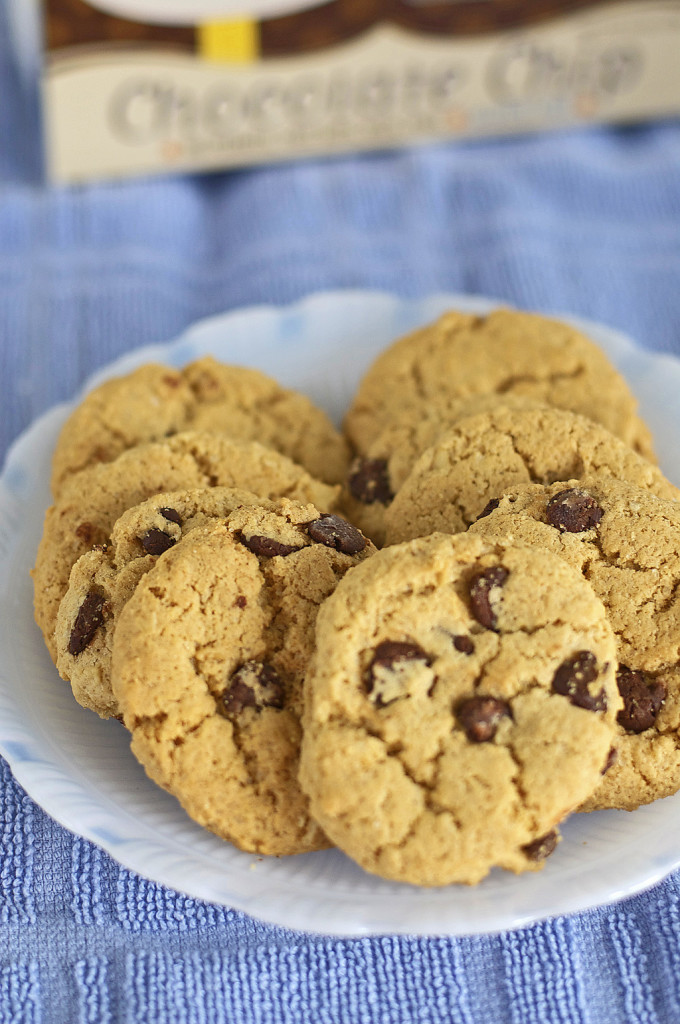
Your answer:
299,532 -> 619,885
470,476 -> 680,810
344,308 -> 655,463
112,502 -> 374,856
383,405 -> 677,546
342,395 -> 540,546
33,431 -> 339,661
51,356 -> 350,495
55,487 -> 265,719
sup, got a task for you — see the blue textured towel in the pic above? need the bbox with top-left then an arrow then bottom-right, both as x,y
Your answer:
3,5 -> 680,1020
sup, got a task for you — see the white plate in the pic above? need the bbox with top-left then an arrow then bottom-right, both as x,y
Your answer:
2,289 -> 680,938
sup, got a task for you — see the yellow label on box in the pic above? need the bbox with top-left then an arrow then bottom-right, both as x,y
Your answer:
198,20 -> 259,64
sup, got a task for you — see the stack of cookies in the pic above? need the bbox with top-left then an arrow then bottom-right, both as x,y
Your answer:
33,358 -> 375,857
32,308 -> 680,887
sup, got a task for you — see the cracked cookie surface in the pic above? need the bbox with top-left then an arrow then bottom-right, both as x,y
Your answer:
342,395 -> 539,546
299,532 -> 619,885
111,503 -> 373,856
34,430 -> 339,661
51,355 -> 349,496
470,476 -> 680,810
384,404 -> 676,545
343,308 -> 655,463
55,486 -> 265,719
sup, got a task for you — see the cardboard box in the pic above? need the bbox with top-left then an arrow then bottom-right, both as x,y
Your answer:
35,0 -> 680,182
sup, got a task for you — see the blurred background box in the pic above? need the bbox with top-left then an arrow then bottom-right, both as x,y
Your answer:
12,0 -> 680,182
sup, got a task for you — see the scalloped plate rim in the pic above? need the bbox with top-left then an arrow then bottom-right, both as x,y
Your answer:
2,289 -> 680,937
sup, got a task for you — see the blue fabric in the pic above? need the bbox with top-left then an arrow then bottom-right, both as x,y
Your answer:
3,2 -> 680,1019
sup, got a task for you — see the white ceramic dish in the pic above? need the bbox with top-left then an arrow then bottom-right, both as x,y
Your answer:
2,290 -> 680,938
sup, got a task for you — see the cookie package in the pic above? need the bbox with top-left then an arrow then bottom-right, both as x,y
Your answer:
11,1 -> 680,182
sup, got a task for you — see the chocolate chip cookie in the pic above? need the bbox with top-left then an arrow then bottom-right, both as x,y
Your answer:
383,404 -> 677,546
344,308 -> 655,463
55,486 -> 265,718
343,395 -> 540,546
299,532 -> 619,885
111,503 -> 373,856
34,431 -> 340,661
51,356 -> 350,495
470,476 -> 680,810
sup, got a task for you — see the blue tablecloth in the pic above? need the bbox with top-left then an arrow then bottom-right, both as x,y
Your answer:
3,5 -> 680,1021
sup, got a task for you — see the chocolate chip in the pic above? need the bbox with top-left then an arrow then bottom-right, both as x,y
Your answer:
457,696 -> 511,742
221,680 -> 256,715
68,590 -> 106,656
159,507 -> 182,525
551,651 -> 606,711
453,635 -> 475,655
602,747 -> 618,774
307,513 -> 366,554
140,529 -> 176,555
616,665 -> 666,733
365,640 -> 432,706
221,661 -> 285,718
237,532 -> 300,558
468,566 -> 509,631
476,498 -> 500,521
370,640 -> 430,671
545,488 -> 604,534
522,830 -> 559,862
235,595 -> 247,608
347,457 -> 393,505
75,521 -> 98,545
